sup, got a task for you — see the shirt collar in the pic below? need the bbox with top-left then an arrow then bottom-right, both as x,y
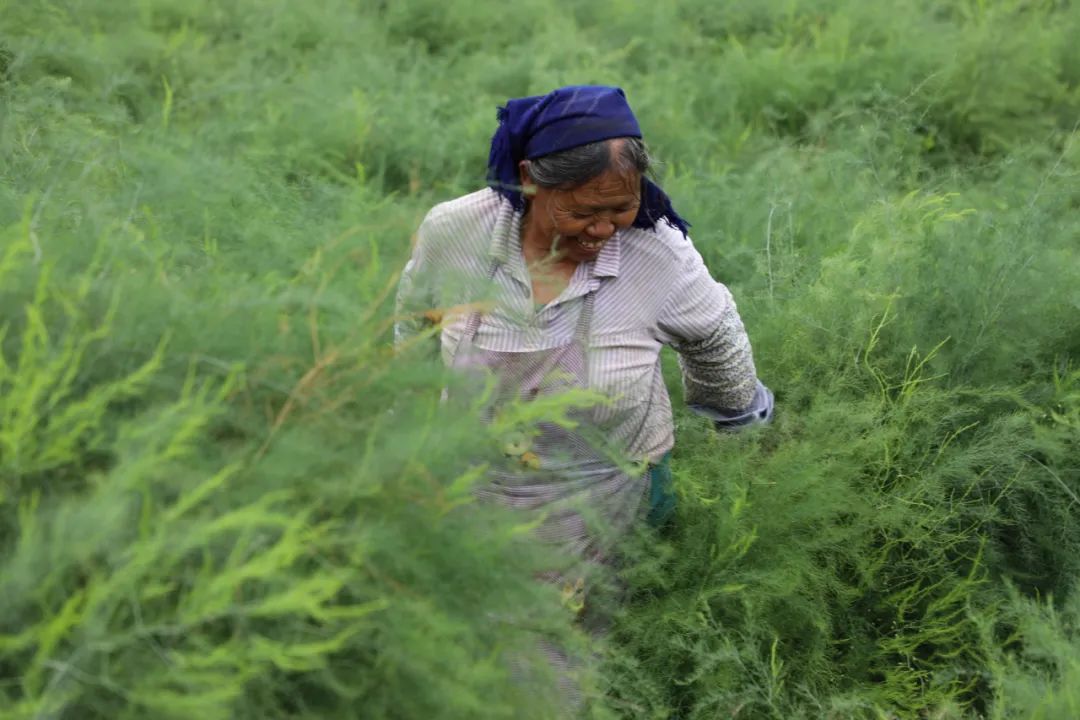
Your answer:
489,195 -> 520,264
591,230 -> 621,278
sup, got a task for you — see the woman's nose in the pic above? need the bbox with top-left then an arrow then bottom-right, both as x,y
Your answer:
587,219 -> 615,239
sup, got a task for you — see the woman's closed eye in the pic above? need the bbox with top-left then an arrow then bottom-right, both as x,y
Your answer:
570,206 -> 636,220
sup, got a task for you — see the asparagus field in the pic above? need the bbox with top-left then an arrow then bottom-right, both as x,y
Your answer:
2,1 -> 1079,717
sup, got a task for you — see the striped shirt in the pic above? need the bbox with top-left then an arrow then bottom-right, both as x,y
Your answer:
394,188 -> 761,462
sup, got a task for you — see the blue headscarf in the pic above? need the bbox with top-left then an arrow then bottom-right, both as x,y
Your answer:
486,85 -> 690,237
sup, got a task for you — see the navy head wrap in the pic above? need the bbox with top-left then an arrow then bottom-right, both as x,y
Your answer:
486,85 -> 690,237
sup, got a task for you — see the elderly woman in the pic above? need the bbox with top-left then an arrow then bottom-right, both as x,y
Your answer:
395,85 -> 772,600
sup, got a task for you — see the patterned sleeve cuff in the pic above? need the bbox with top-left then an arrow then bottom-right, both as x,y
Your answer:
687,380 -> 774,432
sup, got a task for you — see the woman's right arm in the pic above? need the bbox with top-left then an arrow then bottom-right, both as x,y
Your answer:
393,216 -> 442,361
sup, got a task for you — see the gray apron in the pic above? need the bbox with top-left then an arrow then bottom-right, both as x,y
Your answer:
449,267 -> 648,583
447,262 -> 652,710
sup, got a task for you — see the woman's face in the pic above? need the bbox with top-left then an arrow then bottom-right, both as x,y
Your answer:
520,163 -> 641,264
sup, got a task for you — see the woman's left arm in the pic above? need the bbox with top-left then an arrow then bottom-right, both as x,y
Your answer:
656,241 -> 773,427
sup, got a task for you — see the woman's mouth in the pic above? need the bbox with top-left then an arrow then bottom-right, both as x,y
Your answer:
576,236 -> 606,252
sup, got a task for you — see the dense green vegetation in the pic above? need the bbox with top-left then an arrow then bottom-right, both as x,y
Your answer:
2,0 -> 1078,717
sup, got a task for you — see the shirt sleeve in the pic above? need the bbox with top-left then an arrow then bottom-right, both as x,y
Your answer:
393,215 -> 442,361
655,240 -> 760,412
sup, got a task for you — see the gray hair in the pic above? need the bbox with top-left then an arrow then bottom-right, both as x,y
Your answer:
523,137 -> 651,189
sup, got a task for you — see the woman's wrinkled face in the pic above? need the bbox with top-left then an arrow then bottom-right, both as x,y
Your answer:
520,162 -> 641,264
